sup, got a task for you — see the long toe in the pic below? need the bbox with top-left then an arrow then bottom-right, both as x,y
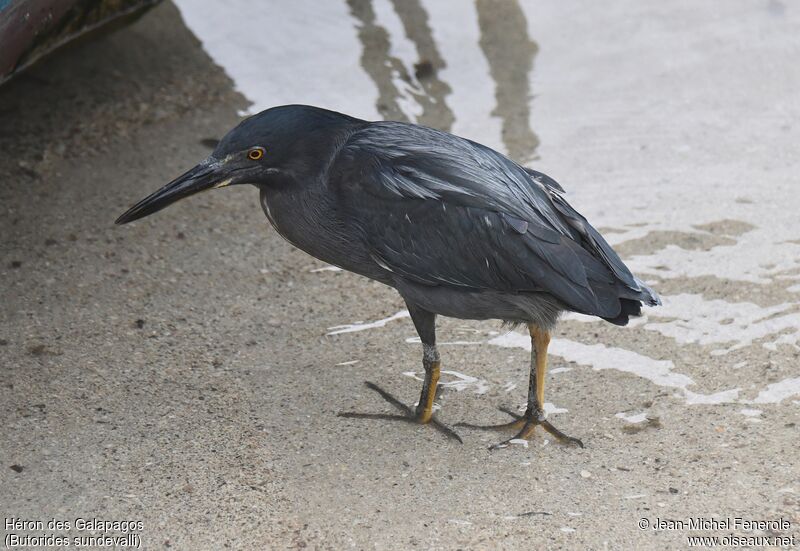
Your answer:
487,423 -> 583,450
337,381 -> 462,443
540,419 -> 584,448
467,406 -> 584,450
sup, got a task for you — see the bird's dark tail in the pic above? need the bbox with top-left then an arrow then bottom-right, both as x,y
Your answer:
602,298 -> 643,326
602,278 -> 661,326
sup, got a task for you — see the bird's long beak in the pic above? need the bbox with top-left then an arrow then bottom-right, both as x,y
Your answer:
115,159 -> 231,225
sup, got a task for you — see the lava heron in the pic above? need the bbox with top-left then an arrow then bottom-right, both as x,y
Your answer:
117,105 -> 660,449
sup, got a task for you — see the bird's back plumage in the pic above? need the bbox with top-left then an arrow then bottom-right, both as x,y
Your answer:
329,120 -> 659,325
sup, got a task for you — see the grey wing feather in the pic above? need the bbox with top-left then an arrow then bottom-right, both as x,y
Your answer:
352,122 -> 576,236
547,191 -> 661,306
358,198 -> 616,316
524,167 -> 659,306
334,122 -> 659,317
523,167 -> 565,193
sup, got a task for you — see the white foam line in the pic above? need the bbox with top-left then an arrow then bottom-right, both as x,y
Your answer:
486,331 -> 761,406
488,332 -> 693,389
684,388 -> 740,405
488,331 -> 800,407
566,294 -> 800,356
502,382 -> 517,392
625,235 -> 800,287
644,294 -> 800,355
748,377 -> 800,404
544,403 -> 568,415
330,316 -> 796,408
739,408 -> 762,417
310,266 -> 343,273
615,412 -> 648,424
402,369 -> 490,394
549,367 -> 572,374
326,310 -> 410,335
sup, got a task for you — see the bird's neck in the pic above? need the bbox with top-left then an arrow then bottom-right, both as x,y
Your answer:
258,183 -> 352,269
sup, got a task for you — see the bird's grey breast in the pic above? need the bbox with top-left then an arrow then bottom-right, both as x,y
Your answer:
259,186 -> 387,281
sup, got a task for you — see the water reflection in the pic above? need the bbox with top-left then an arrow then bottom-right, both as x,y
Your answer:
172,0 -> 379,118
347,0 -> 410,122
476,0 -> 539,162
173,0 -> 540,160
346,0 -> 536,153
387,0 -> 454,131
347,0 -> 456,131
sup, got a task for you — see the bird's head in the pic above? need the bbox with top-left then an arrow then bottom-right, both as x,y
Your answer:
115,105 -> 360,225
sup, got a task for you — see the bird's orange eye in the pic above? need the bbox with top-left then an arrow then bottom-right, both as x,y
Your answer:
248,148 -> 264,160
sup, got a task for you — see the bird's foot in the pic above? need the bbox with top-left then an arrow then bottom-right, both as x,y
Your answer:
457,407 -> 583,450
338,381 -> 462,443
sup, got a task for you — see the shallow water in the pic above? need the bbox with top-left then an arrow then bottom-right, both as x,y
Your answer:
173,0 -> 800,406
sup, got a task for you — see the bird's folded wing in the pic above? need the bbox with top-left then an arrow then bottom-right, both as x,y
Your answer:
367,198 -> 624,316
340,122 -> 576,236
332,122 -> 641,316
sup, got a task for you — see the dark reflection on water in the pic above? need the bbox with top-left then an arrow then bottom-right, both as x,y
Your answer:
388,0 -> 454,131
347,0 -> 454,130
347,0 -> 411,122
346,0 -> 537,154
476,0 -> 539,162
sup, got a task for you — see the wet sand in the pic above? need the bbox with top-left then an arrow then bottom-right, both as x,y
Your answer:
1,1 -> 799,549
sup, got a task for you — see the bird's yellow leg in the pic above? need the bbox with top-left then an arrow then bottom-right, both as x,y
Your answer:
459,324 -> 583,449
531,324 -> 549,409
415,359 -> 440,423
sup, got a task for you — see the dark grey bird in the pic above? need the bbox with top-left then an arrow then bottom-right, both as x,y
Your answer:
116,105 -> 660,449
